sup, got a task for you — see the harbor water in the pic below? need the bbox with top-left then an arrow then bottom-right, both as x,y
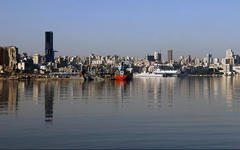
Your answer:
0,77 -> 240,149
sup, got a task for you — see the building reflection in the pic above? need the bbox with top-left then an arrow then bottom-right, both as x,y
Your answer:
139,78 -> 159,109
114,80 -> 127,105
212,78 -> 219,97
1,76 -> 239,117
0,80 -> 18,114
167,78 -> 174,107
140,78 -> 174,108
135,76 -> 240,111
203,78 -> 211,101
221,77 -> 233,111
153,78 -> 161,108
179,78 -> 191,98
33,81 -> 39,102
45,81 -> 54,122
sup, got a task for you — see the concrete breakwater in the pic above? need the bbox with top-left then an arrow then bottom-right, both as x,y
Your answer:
0,74 -> 113,81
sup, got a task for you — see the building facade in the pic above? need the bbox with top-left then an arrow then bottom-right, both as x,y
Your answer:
0,46 -> 18,73
154,51 -> 161,63
45,31 -> 54,63
168,50 -> 173,63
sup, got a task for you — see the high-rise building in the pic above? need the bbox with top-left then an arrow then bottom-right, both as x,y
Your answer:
213,58 -> 219,65
167,50 -> 173,62
146,55 -> 155,62
226,49 -> 234,58
32,54 -> 40,64
194,57 -> 201,66
0,46 -> 18,73
206,53 -> 212,64
224,49 -> 235,65
154,51 -> 161,63
45,31 -> 54,63
186,55 -> 191,65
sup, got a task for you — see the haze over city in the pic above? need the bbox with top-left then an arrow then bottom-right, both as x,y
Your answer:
1,0 -> 240,58
2,1 -> 240,149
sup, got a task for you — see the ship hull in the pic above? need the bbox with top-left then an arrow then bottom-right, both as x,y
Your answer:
114,74 -> 132,80
135,70 -> 181,78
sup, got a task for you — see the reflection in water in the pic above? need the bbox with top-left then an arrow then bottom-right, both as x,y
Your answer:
1,77 -> 240,149
45,82 -> 54,122
167,78 -> 174,107
33,82 -> 39,102
0,80 -> 18,114
0,77 -> 240,116
115,80 -> 126,104
222,77 -> 234,111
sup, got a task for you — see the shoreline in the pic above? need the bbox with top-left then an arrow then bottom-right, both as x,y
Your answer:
0,74 -> 239,81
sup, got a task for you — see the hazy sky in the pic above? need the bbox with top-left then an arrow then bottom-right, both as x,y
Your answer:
1,0 -> 240,58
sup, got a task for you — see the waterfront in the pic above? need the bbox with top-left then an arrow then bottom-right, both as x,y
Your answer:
1,77 -> 240,149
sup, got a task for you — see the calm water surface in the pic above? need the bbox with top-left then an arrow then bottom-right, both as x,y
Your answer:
1,77 -> 240,149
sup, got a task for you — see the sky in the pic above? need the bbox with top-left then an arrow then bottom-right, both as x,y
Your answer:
1,0 -> 240,58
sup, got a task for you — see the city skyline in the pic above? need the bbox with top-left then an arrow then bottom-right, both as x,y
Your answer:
1,1 -> 240,149
1,0 -> 240,58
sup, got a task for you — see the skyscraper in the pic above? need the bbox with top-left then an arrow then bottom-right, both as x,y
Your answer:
0,46 -> 18,72
45,31 -> 54,63
154,51 -> 161,63
32,54 -> 40,64
206,53 -> 212,64
168,50 -> 173,62
224,49 -> 235,65
146,55 -> 155,62
226,49 -> 234,58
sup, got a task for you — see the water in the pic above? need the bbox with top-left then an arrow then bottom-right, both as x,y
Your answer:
1,77 -> 240,149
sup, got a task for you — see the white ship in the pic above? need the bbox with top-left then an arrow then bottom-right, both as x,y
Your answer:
135,69 -> 181,77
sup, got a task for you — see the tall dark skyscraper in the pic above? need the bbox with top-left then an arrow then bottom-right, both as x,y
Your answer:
168,50 -> 173,62
45,31 -> 54,63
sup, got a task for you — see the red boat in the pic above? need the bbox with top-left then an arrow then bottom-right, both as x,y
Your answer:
114,62 -> 133,80
114,71 -> 132,80
114,74 -> 128,80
